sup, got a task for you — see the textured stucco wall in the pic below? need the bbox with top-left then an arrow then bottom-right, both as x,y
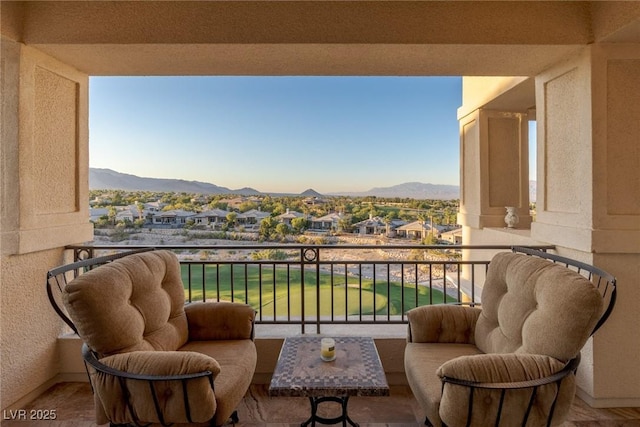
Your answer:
458,106 -> 530,230
0,38 -> 91,409
460,45 -> 640,406
528,45 -> 639,406
1,38 -> 92,256
0,249 -> 65,409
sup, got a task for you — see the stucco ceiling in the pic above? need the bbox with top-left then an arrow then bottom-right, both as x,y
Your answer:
2,1 -> 640,76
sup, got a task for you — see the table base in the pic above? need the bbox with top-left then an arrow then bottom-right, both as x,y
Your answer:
301,396 -> 358,427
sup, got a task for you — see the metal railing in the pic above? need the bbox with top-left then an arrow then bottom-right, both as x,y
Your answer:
67,244 -> 553,334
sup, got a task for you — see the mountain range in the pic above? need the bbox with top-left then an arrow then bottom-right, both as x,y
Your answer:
90,168 -> 462,199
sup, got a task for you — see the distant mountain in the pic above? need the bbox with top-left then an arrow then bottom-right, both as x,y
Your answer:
90,168 -> 235,194
233,187 -> 263,196
334,182 -> 460,200
90,168 -> 461,199
300,189 -> 325,197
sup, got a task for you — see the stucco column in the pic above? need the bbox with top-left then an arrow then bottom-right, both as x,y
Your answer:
1,39 -> 93,255
533,44 -> 640,406
457,108 -> 532,230
1,37 -> 93,410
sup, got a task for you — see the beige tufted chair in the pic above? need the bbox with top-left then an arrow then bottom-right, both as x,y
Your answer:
404,248 -> 616,427
49,249 -> 257,426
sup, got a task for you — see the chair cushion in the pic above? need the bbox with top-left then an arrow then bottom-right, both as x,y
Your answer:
437,353 -> 575,427
180,339 -> 257,426
185,301 -> 255,341
475,252 -> 603,361
63,250 -> 188,355
404,342 -> 482,427
94,350 -> 219,424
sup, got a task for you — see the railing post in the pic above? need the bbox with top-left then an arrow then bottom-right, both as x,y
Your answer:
315,247 -> 321,334
301,246 -> 321,334
300,248 -> 306,334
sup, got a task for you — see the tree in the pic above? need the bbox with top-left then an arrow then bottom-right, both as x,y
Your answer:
291,217 -> 308,234
259,217 -> 277,240
416,211 -> 431,239
108,206 -> 117,225
338,215 -> 353,233
239,201 -> 258,212
226,212 -> 237,228
422,234 -> 439,245
275,223 -> 290,238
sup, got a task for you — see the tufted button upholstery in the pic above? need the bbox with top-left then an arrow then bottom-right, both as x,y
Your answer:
404,251 -> 612,427
63,250 -> 189,356
61,249 -> 257,426
474,252 -> 603,362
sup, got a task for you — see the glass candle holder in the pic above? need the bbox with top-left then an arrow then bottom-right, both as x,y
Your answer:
320,338 -> 336,361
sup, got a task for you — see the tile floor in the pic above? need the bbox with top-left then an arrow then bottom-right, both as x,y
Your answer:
3,382 -> 640,426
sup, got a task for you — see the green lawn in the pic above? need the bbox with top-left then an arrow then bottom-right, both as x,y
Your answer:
182,264 -> 454,317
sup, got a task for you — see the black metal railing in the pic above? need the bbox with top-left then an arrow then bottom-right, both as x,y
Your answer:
67,244 -> 553,333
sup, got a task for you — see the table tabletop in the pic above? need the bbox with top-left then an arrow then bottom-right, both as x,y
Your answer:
268,336 -> 389,398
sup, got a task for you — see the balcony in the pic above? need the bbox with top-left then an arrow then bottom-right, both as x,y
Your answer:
27,243 -> 639,425
5,382 -> 640,426
64,243 -> 555,334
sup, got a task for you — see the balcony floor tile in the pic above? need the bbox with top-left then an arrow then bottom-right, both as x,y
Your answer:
3,382 -> 639,426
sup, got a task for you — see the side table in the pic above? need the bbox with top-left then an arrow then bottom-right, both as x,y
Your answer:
269,336 -> 389,426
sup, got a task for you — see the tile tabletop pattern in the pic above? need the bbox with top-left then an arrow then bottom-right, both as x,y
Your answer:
269,336 -> 390,398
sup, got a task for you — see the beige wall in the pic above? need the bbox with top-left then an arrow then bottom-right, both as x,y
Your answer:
1,39 -> 93,256
532,44 -> 640,406
0,37 -> 92,409
0,249 -> 65,408
460,45 -> 640,406
458,108 -> 531,229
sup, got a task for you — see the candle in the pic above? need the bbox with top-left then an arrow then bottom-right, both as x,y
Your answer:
320,338 -> 336,361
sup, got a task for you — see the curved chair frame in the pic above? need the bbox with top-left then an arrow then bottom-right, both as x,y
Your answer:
46,248 -> 156,334
418,247 -> 617,427
81,344 -> 224,427
46,248 -> 249,427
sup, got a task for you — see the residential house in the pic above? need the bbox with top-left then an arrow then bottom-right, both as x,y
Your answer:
352,215 -> 387,236
440,228 -> 463,245
151,210 -> 195,226
144,201 -> 166,212
89,195 -> 111,206
395,220 -> 445,239
192,208 -> 230,228
303,196 -> 328,206
309,212 -> 343,232
276,209 -> 305,226
115,209 -> 135,224
237,209 -> 271,229
221,196 -> 261,211
191,195 -> 209,205
89,208 -> 109,222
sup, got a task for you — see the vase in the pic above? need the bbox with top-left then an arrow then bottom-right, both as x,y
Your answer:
504,207 -> 519,228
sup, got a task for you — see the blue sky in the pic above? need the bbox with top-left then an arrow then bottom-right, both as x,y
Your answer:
89,76 -> 464,193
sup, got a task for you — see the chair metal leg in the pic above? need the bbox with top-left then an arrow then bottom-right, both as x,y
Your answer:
216,411 -> 240,426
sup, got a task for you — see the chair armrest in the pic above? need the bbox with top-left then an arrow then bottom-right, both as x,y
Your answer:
406,304 -> 481,344
436,353 -> 580,427
83,344 -> 219,424
437,352 -> 577,386
185,301 -> 256,341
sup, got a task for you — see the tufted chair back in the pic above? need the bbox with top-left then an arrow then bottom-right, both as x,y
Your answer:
63,250 -> 189,356
474,252 -> 603,362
